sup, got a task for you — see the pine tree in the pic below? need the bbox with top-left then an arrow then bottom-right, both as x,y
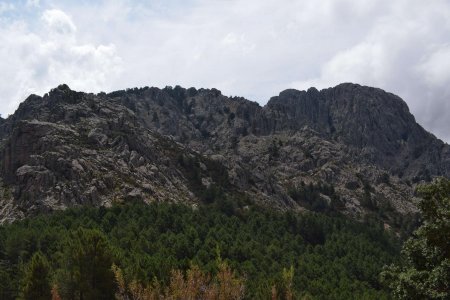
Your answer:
21,252 -> 52,300
57,228 -> 116,300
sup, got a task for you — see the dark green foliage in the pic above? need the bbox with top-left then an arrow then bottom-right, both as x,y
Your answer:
397,213 -> 421,240
21,252 -> 51,300
176,153 -> 230,204
288,181 -> 344,212
360,188 -> 421,239
0,266 -> 15,300
381,178 -> 450,299
0,201 -> 400,299
56,228 -> 116,300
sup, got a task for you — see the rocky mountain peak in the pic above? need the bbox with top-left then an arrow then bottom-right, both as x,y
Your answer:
0,82 -> 448,224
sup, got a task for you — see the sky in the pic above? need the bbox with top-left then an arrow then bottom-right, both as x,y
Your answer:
0,0 -> 449,142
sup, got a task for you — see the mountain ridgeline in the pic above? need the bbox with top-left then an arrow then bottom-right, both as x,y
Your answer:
0,83 -> 448,224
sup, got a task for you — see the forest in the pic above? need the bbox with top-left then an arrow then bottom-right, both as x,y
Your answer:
0,198 -> 402,299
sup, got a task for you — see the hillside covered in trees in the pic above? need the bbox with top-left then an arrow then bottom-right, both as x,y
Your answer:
0,199 -> 401,299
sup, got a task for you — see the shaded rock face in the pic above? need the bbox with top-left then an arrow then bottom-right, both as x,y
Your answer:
264,85 -> 449,179
0,83 -> 448,223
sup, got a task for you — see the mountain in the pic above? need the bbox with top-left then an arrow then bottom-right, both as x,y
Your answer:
0,83 -> 448,224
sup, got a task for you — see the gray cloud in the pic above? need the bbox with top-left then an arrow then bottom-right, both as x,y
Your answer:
0,0 -> 449,142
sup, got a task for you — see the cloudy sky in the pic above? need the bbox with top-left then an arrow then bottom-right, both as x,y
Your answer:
1,0 -> 449,142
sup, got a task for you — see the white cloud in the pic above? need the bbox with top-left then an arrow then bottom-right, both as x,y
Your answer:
0,9 -> 122,115
42,9 -> 77,35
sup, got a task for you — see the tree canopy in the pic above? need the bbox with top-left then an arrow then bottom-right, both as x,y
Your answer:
381,178 -> 450,299
0,200 -> 401,299
20,252 -> 51,300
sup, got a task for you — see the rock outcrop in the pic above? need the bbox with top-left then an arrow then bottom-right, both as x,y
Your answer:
0,83 -> 448,224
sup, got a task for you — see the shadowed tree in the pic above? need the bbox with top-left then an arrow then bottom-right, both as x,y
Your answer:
21,252 -> 52,300
381,178 -> 450,299
57,228 -> 116,300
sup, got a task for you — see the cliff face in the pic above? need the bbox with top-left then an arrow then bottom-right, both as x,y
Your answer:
264,85 -> 449,178
0,83 -> 448,223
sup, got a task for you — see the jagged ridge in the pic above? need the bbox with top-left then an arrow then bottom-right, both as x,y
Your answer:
0,83 -> 448,224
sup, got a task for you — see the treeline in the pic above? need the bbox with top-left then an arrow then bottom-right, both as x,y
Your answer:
0,201 -> 400,299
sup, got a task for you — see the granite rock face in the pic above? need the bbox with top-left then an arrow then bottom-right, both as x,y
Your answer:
0,83 -> 448,224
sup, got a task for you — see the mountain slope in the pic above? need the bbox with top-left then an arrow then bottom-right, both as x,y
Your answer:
0,83 -> 448,224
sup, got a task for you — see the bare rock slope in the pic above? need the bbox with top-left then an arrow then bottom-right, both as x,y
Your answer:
0,83 -> 448,224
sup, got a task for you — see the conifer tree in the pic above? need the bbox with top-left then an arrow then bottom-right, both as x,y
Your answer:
21,252 -> 52,300
57,228 -> 116,300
